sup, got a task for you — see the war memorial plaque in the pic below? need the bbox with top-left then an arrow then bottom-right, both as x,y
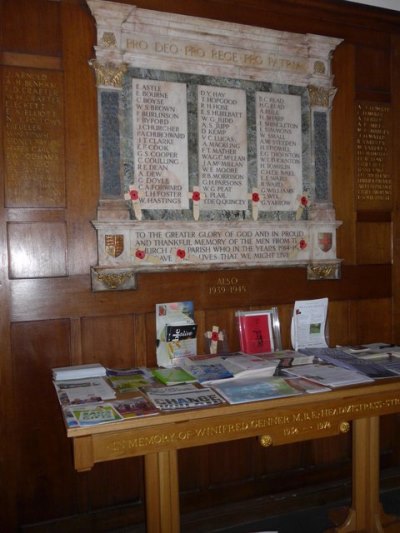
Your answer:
87,0 -> 343,290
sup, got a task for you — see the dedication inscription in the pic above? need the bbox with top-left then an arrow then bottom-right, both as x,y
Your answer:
198,86 -> 248,210
256,92 -> 302,211
132,79 -> 188,209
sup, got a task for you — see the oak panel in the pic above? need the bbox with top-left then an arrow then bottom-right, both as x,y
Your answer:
81,314 -> 137,368
356,222 -> 392,264
8,221 -> 67,278
11,319 -> 77,523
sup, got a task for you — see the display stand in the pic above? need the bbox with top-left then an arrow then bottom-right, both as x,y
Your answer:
68,379 -> 400,532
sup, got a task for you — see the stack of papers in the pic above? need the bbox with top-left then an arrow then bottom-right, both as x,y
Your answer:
52,363 -> 106,381
281,363 -> 374,388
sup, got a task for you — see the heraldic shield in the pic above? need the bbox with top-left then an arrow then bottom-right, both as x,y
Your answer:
105,234 -> 124,258
318,232 -> 332,252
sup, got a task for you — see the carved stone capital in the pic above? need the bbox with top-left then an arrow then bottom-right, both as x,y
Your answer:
308,85 -> 337,108
89,59 -> 128,88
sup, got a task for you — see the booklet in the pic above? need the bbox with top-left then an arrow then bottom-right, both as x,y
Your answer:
235,309 -> 277,354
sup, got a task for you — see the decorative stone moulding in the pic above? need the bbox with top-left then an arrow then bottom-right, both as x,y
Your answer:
87,0 -> 343,290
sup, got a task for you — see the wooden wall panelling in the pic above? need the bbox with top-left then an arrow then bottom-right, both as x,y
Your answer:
0,70 -> 17,532
356,221 -> 392,264
1,0 -> 62,57
391,34 -> 400,345
1,0 -> 399,530
8,221 -> 68,278
332,42 -> 357,265
8,264 -> 392,323
354,297 -> 393,343
11,319 -> 78,524
355,45 -> 391,101
61,0 -> 99,276
81,314 -> 136,367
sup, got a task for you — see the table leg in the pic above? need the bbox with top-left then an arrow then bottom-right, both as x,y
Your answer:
145,449 -> 180,533
329,416 -> 398,532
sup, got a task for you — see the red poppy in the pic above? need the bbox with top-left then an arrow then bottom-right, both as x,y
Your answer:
252,192 -> 260,202
129,189 -> 139,201
135,249 -> 145,260
211,331 -> 219,342
300,195 -> 308,207
176,248 -> 186,259
299,239 -> 307,250
192,191 -> 201,202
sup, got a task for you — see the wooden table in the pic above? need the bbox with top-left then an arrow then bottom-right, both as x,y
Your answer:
68,380 -> 400,532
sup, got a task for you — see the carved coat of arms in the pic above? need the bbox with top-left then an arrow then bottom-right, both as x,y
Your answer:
318,232 -> 332,252
105,234 -> 124,257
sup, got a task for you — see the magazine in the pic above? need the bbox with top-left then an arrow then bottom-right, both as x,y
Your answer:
63,403 -> 123,427
261,349 -> 315,368
143,383 -> 225,410
152,366 -> 197,385
219,353 -> 279,378
106,367 -> 157,392
111,395 -> 159,418
180,355 -> 234,383
53,377 -> 116,406
181,353 -> 279,383
283,376 -> 331,394
210,376 -> 302,404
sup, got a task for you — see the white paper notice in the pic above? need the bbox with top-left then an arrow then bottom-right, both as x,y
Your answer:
291,298 -> 328,350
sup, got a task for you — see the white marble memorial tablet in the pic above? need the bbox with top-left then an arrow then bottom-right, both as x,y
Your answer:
256,93 -> 302,211
132,79 -> 189,210
198,86 -> 248,211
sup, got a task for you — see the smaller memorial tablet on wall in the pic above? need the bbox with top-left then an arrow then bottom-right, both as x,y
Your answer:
355,102 -> 392,210
132,79 -> 189,210
198,86 -> 248,211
